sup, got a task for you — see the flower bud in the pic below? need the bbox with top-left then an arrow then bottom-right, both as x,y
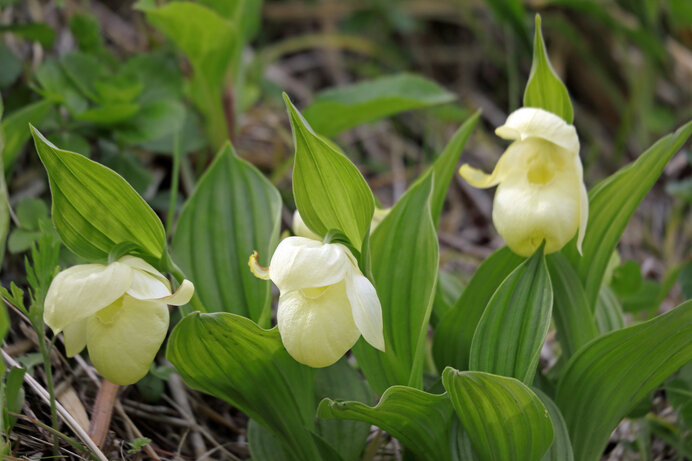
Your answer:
44,256 -> 194,385
459,107 -> 588,257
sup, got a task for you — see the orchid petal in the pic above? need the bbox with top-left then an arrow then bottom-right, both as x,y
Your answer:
345,273 -> 385,351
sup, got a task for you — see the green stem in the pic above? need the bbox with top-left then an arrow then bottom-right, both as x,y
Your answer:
38,333 -> 59,455
161,252 -> 206,315
166,131 -> 182,237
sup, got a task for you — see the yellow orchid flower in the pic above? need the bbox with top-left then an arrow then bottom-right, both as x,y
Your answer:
44,256 -> 194,385
250,236 -> 385,368
459,107 -> 588,257
292,207 -> 390,241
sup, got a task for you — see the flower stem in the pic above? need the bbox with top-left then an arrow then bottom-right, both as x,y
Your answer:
38,334 -> 59,456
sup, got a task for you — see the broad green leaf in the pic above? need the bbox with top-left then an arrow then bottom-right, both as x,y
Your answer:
31,127 -> 165,261
318,385 -> 455,461
564,120 -> 692,309
523,15 -> 573,123
433,247 -> 523,372
0,23 -> 55,47
556,299 -> 692,461
137,1 -> 236,148
74,103 -> 140,125
314,359 -> 373,461
35,58 -> 88,114
116,99 -> 186,144
443,369 -> 554,461
469,247 -> 552,384
59,51 -> 107,102
286,95 -> 374,250
198,0 -> 263,42
594,285 -> 625,333
167,312 -> 322,460
0,44 -> 21,88
1,99 -> 53,173
353,173 -> 437,393
248,420 -> 292,461
302,74 -> 456,137
418,111 -> 480,228
0,97 -> 7,265
534,389 -> 574,461
546,253 -> 598,359
173,143 -> 281,324
431,270 -> 464,328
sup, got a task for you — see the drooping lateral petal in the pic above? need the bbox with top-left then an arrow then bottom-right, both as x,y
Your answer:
269,237 -> 351,292
495,107 -> 579,155
155,279 -> 194,306
458,143 -> 520,189
44,262 -> 133,333
63,319 -> 87,357
277,281 -> 360,368
119,256 -> 171,289
87,296 -> 169,385
345,273 -> 385,351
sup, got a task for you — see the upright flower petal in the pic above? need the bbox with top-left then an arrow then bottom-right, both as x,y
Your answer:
495,107 -> 579,154
269,237 -> 351,292
292,210 -> 321,240
87,296 -> 169,385
277,282 -> 360,367
44,262 -> 133,333
345,273 -> 385,351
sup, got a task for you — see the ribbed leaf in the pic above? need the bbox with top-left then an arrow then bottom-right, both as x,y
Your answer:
172,143 -> 281,324
318,385 -> 455,461
353,173 -> 438,393
443,369 -> 554,461
594,285 -> 625,333
534,389 -> 573,461
302,73 -> 456,137
167,312 -> 322,460
564,120 -> 692,308
418,111 -> 480,228
556,300 -> 692,461
469,247 -> 552,384
31,126 -> 165,261
523,15 -> 573,123
285,94 -> 374,250
547,253 -> 598,360
433,247 -> 523,371
0,97 -> 7,264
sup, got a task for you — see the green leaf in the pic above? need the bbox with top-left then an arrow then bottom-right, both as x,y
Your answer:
3,367 -> 25,431
248,419 -> 293,461
419,111 -> 480,228
546,253 -> 598,360
286,94 -> 374,250
433,247 -> 524,372
137,1 -> 235,148
31,126 -> 166,261
534,389 -> 574,461
0,97 -> 8,266
115,99 -> 186,144
0,44 -> 21,88
469,246 -> 552,384
484,0 -> 530,51
173,143 -> 281,324
15,198 -> 48,230
59,51 -> 107,102
556,299 -> 692,461
167,312 -> 322,460
0,23 -> 55,47
318,385 -> 455,461
442,369 -> 554,461
523,15 -> 573,123
302,73 -> 456,137
74,103 -> 140,125
1,99 -> 53,173
353,172 -> 437,393
594,285 -> 625,333
563,120 -> 692,309
35,58 -> 88,114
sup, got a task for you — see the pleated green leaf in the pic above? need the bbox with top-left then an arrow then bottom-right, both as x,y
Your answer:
2,99 -> 53,173
469,247 -> 552,384
418,111 -> 480,228
285,94 -> 374,250
564,120 -> 692,309
433,247 -> 523,371
167,312 -> 322,461
31,126 -> 165,261
0,97 -> 8,264
302,73 -> 456,137
546,253 -> 598,360
534,389 -> 574,461
443,369 -> 554,461
352,172 -> 438,394
594,285 -> 625,333
317,385 -> 455,461
172,143 -> 281,324
523,15 -> 573,123
556,300 -> 692,461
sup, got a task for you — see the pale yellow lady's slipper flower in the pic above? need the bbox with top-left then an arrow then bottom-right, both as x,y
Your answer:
292,207 -> 390,240
44,256 -> 194,385
250,237 -> 385,368
459,107 -> 588,257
